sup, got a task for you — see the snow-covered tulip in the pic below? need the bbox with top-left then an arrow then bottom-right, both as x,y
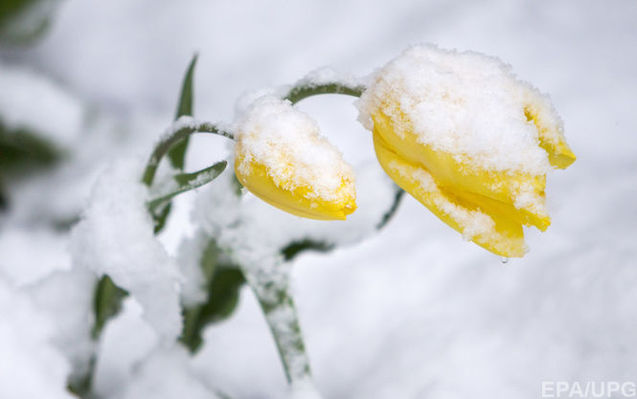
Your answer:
358,45 -> 576,257
234,96 -> 356,220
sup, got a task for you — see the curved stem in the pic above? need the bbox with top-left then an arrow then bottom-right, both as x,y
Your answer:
141,116 -> 234,187
376,186 -> 405,230
284,82 -> 366,105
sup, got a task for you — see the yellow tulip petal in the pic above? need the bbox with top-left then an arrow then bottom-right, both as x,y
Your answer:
357,45 -> 576,257
235,153 -> 355,220
234,96 -> 357,221
521,85 -> 576,169
453,189 -> 550,232
374,133 -> 526,257
372,110 -> 550,227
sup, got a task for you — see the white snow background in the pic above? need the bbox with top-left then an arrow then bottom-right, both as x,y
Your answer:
1,0 -> 636,398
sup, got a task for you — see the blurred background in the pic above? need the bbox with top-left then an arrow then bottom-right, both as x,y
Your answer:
1,0 -> 636,398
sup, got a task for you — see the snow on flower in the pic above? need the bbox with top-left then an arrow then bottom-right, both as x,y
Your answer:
234,95 -> 357,220
358,44 -> 576,257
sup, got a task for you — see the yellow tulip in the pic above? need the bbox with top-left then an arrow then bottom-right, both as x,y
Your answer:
359,45 -> 576,257
234,96 -> 356,220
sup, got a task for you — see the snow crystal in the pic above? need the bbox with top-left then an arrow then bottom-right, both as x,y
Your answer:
291,66 -> 363,89
0,226 -> 71,287
176,230 -> 210,307
26,268 -> 96,384
0,277 -> 74,399
95,301 -> 222,398
0,63 -> 84,147
92,298 -> 158,398
235,96 -> 356,203
70,158 -> 183,343
120,346 -> 222,399
289,379 -> 323,399
158,115 -> 234,143
165,115 -> 200,134
357,44 -> 560,175
235,87 -> 281,118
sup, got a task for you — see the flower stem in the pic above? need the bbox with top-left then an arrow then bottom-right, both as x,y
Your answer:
284,82 -> 366,105
141,117 -> 234,187
242,262 -> 312,384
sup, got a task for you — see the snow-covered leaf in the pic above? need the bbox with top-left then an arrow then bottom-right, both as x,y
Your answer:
148,160 -> 227,213
91,275 -> 128,339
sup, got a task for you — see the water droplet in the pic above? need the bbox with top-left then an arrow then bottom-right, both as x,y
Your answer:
501,257 -> 509,264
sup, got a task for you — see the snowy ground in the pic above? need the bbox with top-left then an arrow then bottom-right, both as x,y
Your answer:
1,0 -> 636,398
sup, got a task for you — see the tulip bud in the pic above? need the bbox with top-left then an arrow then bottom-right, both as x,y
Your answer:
358,45 -> 576,257
234,96 -> 356,220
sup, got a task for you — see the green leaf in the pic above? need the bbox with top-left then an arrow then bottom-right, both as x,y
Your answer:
66,357 -> 96,397
0,124 -> 61,172
152,202 -> 172,234
91,275 -> 128,339
0,180 -> 7,212
0,0 -> 51,45
280,239 -> 334,262
180,239 -> 245,353
198,268 -> 244,326
167,53 -> 198,169
0,124 -> 64,213
0,0 -> 38,24
148,160 -> 227,213
173,160 -> 226,186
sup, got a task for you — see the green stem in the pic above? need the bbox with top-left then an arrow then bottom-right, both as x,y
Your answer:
141,117 -> 234,187
376,186 -> 405,229
69,275 -> 127,398
284,82 -> 366,105
262,296 -> 310,384
242,262 -> 311,384
283,80 -> 405,231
